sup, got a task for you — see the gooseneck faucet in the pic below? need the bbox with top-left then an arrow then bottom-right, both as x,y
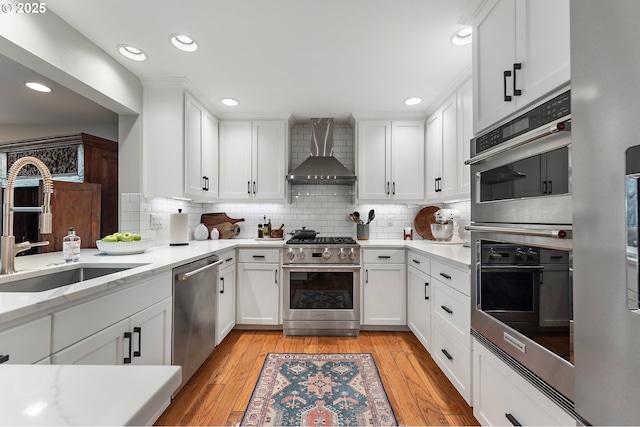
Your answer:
1,156 -> 53,274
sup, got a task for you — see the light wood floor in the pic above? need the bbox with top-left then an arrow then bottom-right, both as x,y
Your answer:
154,330 -> 479,426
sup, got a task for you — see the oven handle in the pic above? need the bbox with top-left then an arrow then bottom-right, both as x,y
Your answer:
465,120 -> 570,166
467,225 -> 571,239
281,265 -> 362,271
481,265 -> 545,271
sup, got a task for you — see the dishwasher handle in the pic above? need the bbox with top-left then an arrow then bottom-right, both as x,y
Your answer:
178,259 -> 223,281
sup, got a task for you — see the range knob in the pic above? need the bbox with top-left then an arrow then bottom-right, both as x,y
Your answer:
322,249 -> 331,260
515,248 -> 528,261
338,250 -> 347,260
286,249 -> 295,261
489,249 -> 502,260
527,249 -> 539,260
297,249 -> 306,260
349,249 -> 358,261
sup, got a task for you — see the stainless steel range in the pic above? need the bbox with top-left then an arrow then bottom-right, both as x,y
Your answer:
282,236 -> 361,336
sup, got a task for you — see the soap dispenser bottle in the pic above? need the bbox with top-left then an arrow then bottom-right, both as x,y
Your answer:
63,227 -> 81,263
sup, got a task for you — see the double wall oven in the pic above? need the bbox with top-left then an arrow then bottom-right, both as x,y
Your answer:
282,237 -> 361,336
467,88 -> 575,407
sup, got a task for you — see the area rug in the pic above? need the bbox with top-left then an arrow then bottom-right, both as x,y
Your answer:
240,353 -> 398,426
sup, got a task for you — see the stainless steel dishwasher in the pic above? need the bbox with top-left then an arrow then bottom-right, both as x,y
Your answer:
172,255 -> 222,395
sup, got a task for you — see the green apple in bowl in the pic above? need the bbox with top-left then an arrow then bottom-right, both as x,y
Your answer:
120,232 -> 135,242
113,232 -> 123,241
101,234 -> 118,242
133,233 -> 142,241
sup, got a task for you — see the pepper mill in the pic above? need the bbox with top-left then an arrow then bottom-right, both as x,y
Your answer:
403,227 -> 413,240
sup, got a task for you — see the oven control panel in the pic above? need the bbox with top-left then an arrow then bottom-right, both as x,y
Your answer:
283,246 -> 360,264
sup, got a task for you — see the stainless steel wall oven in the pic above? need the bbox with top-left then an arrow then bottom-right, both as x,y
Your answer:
468,87 -> 577,411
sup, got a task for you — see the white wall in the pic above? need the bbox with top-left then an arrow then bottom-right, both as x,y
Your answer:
0,123 -> 118,142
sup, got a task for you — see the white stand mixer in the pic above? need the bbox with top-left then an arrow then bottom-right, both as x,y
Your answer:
433,208 -> 463,244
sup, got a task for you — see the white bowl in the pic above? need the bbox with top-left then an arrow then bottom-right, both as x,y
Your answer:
430,223 -> 453,241
96,239 -> 153,255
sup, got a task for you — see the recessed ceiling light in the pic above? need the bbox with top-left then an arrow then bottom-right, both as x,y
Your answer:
451,26 -> 472,46
170,33 -> 198,52
25,82 -> 51,93
221,98 -> 239,106
117,44 -> 147,61
404,97 -> 422,106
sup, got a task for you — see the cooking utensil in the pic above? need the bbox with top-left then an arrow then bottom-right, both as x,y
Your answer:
289,227 -> 319,239
430,223 -> 453,241
349,213 -> 360,224
270,224 -> 285,239
366,209 -> 375,224
353,212 -> 361,223
414,205 -> 441,240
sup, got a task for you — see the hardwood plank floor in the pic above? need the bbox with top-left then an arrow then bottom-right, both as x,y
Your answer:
154,330 -> 479,426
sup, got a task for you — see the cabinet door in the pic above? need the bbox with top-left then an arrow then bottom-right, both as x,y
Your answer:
252,121 -> 286,200
237,263 -> 279,325
184,93 -> 205,198
407,265 -> 431,351
216,265 -> 236,345
51,319 -> 129,365
391,121 -> 425,201
0,316 -> 51,364
357,121 -> 391,200
219,121 -> 253,199
440,96 -> 458,198
201,112 -> 219,200
130,298 -> 172,366
515,0 -> 570,109
457,79 -> 473,196
426,112 -> 442,200
473,0 -> 517,133
362,264 -> 406,325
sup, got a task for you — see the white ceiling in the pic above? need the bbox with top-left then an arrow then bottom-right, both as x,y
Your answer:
6,0 -> 474,125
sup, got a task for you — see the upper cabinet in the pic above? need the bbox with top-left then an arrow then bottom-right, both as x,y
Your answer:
219,120 -> 288,202
426,79 -> 473,202
143,82 -> 218,202
472,0 -> 570,134
356,120 -> 425,202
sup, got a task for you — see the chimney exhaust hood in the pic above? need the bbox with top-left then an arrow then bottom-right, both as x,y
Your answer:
286,118 -> 357,185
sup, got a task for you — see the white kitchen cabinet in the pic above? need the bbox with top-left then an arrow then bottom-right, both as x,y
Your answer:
216,250 -> 236,345
51,318 -> 130,365
407,255 -> 431,351
473,338 -> 576,426
236,249 -> 280,325
219,120 -> 288,201
356,120 -> 424,202
130,298 -> 172,365
143,82 -> 218,201
472,0 -> 570,133
426,78 -> 473,202
0,316 -> 51,365
362,249 -> 406,326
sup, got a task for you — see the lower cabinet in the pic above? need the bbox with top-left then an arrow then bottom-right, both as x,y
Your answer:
473,339 -> 576,426
236,249 -> 280,325
362,263 -> 406,326
216,260 -> 236,345
407,261 -> 431,351
0,315 -> 51,364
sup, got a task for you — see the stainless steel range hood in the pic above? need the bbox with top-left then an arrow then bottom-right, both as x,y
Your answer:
287,118 -> 357,185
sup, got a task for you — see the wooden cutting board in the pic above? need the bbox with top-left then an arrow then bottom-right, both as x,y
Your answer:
201,213 -> 245,227
414,206 -> 441,240
213,222 -> 240,239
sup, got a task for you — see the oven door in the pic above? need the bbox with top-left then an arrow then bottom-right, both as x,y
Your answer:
282,265 -> 361,336
470,223 -> 574,402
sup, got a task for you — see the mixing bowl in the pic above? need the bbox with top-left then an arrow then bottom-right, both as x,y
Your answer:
430,223 -> 453,241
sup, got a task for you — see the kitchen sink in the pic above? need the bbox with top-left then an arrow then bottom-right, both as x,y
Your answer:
0,264 -> 147,293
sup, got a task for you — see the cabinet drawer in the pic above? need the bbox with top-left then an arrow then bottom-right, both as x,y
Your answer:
237,249 -> 280,263
52,272 -> 172,353
432,318 -> 472,404
407,251 -> 430,275
431,259 -> 470,296
362,249 -> 405,264
218,249 -> 236,267
0,316 -> 51,364
432,280 -> 471,345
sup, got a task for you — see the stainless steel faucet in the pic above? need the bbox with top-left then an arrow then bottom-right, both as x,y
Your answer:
1,156 -> 53,274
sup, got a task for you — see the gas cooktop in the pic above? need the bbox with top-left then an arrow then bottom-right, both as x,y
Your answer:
285,236 -> 358,245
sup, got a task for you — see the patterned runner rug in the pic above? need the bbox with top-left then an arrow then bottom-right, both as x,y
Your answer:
240,353 -> 398,426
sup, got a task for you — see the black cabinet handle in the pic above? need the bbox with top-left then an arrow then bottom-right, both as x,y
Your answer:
378,255 -> 391,259
441,305 -> 453,314
133,327 -> 142,358
0,354 -> 9,364
247,181 -> 251,194
439,272 -> 452,280
425,282 -> 429,300
504,70 -> 512,102
225,257 -> 233,262
220,277 -> 225,294
505,413 -> 522,426
365,269 -> 369,284
548,180 -> 553,194
202,176 -> 210,191
513,63 -> 522,97
253,181 -> 256,194
392,182 -> 396,195
124,332 -> 132,364
275,269 -> 278,285
386,182 -> 390,195
412,259 -> 420,264
441,348 -> 453,361
253,255 -> 266,259
543,180 -> 548,194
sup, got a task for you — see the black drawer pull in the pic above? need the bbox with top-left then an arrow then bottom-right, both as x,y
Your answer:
220,277 -> 225,294
424,282 -> 429,300
513,63 -> 522,97
133,327 -> 142,358
378,255 -> 391,259
439,272 -> 452,280
253,255 -> 266,258
412,259 -> 420,264
441,348 -> 453,361
225,257 -> 233,262
503,69 -> 512,102
0,354 -> 9,364
124,332 -> 132,364
505,413 -> 522,426
441,305 -> 453,314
